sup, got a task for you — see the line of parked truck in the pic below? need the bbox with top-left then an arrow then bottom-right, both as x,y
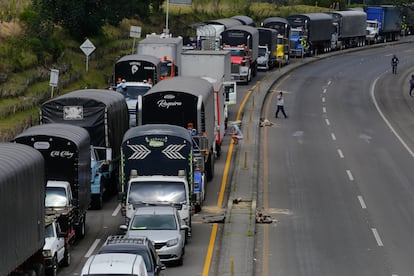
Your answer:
1,5 -> 408,275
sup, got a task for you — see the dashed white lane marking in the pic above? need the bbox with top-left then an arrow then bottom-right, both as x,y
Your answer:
371,228 -> 384,246
322,97 -> 326,103
346,170 -> 354,181
112,203 -> 121,217
331,133 -> 336,141
85,239 -> 101,258
357,195 -> 367,209
323,88 -> 327,93
325,119 -> 330,126
327,80 -> 332,85
323,107 -> 326,113
337,149 -> 344,158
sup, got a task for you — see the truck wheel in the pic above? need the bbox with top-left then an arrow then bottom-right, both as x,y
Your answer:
206,152 -> 215,182
76,215 -> 86,239
62,245 -> 71,267
47,256 -> 58,276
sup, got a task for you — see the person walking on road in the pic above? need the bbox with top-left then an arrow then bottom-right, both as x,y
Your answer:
391,54 -> 399,74
410,75 -> 414,97
275,91 -> 288,118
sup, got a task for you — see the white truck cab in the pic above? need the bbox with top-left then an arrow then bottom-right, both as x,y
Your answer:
257,45 -> 271,70
45,180 -> 73,209
81,253 -> 148,276
43,216 -> 69,275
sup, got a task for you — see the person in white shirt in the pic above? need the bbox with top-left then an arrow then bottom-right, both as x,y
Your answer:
275,91 -> 288,118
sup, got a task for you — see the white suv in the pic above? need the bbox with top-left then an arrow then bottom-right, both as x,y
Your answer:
81,253 -> 147,276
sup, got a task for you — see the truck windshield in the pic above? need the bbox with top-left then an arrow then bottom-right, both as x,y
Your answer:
45,187 -> 68,208
128,181 -> 186,204
116,86 -> 151,99
230,49 -> 244,56
258,47 -> 267,56
130,214 -> 177,230
160,60 -> 173,77
290,30 -> 302,37
45,223 -> 54,238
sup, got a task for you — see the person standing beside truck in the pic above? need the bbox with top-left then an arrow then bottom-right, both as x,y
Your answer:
409,75 -> 414,97
391,55 -> 399,74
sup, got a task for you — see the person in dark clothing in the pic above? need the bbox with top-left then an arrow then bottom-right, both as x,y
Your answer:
409,75 -> 414,97
391,55 -> 399,74
275,91 -> 288,118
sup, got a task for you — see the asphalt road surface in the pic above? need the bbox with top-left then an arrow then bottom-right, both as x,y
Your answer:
255,42 -> 414,276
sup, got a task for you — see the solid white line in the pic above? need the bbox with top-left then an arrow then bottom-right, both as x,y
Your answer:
337,149 -> 344,158
85,239 -> 101,258
371,77 -> 414,158
331,133 -> 336,141
346,170 -> 354,181
322,97 -> 325,103
112,203 -> 121,217
357,195 -> 367,209
371,228 -> 384,246
323,107 -> 326,113
325,119 -> 330,126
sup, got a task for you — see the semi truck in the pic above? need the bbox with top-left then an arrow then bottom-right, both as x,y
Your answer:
261,17 -> 291,65
328,10 -> 367,48
13,124 -> 92,238
365,5 -> 402,43
120,124 -> 195,237
0,143 -> 46,276
257,27 -> 278,70
40,89 -> 129,203
113,54 -> 161,127
221,25 -> 259,84
137,76 -> 216,182
137,35 -> 183,77
180,50 -> 237,157
287,13 -> 335,56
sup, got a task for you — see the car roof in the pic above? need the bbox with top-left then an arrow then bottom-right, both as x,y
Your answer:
82,253 -> 147,276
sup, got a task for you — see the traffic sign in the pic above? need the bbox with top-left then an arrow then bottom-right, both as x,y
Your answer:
80,39 -> 96,56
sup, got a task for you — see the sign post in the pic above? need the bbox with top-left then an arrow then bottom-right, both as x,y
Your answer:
130,26 -> 142,54
49,69 -> 59,98
80,39 -> 96,72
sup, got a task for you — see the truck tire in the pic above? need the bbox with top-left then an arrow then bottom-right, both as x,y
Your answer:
61,245 -> 71,267
76,215 -> 86,240
206,152 -> 215,182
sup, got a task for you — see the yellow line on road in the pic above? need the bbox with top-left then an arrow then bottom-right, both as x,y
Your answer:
203,82 -> 258,276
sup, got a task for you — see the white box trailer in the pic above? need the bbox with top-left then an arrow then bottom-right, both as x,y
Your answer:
180,50 -> 236,157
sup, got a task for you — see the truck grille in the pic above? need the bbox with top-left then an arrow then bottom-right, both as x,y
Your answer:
231,64 -> 240,73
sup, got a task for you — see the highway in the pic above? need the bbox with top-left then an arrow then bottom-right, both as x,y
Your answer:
255,42 -> 414,275
56,40 -> 414,275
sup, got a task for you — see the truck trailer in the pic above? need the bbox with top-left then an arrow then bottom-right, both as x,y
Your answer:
13,124 -> 92,237
0,143 -> 46,276
137,76 -> 216,182
221,25 -> 259,84
365,5 -> 402,43
287,13 -> 335,56
257,27 -> 278,70
328,10 -> 367,48
180,50 -> 237,157
113,54 -> 161,127
40,89 -> 129,202
120,124 -> 195,237
137,36 -> 183,77
261,17 -> 291,65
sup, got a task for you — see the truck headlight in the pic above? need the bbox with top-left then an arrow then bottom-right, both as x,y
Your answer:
166,238 -> 179,247
43,249 -> 52,258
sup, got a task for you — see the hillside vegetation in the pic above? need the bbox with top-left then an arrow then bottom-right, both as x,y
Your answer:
0,0 -> 332,141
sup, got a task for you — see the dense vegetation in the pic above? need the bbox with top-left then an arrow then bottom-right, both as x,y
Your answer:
0,0 -> 412,141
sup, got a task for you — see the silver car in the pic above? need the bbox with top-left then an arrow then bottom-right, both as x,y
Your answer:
121,206 -> 188,266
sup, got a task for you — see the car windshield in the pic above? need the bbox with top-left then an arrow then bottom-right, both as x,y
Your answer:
128,181 -> 186,204
130,214 -> 177,230
45,187 -> 67,208
44,223 -> 54,238
116,86 -> 151,99
98,248 -> 152,272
